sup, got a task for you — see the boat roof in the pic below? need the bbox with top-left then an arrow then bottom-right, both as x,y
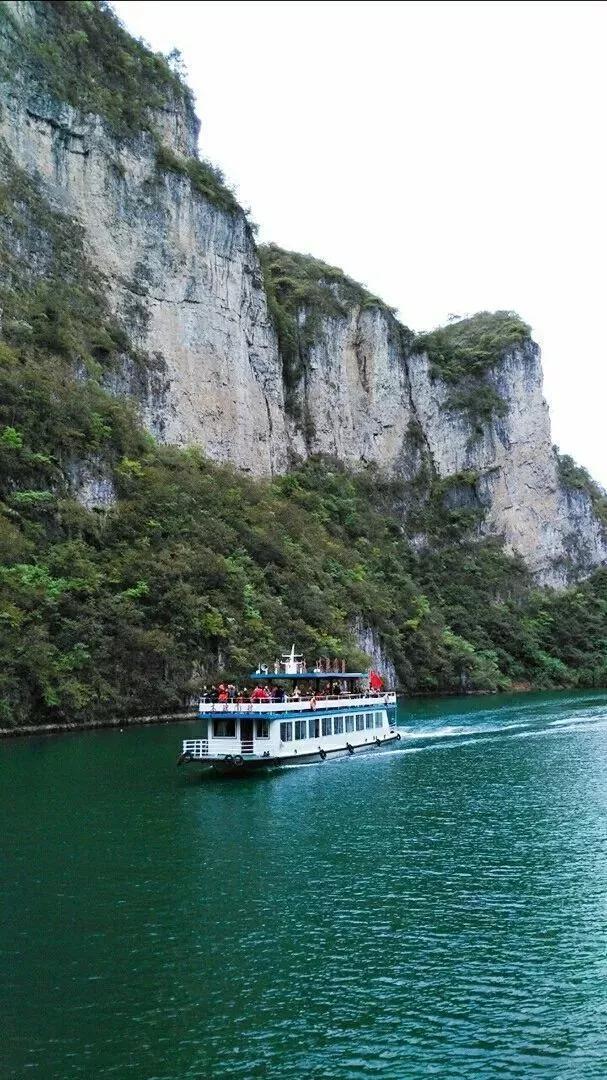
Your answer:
250,672 -> 366,680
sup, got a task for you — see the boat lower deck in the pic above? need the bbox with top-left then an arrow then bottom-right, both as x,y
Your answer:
179,729 -> 402,774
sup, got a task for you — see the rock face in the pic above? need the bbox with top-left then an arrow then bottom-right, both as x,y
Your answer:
288,296 -> 606,586
351,618 -> 397,687
407,340 -> 607,587
1,0 -> 605,586
288,306 -> 414,471
0,1 -> 287,476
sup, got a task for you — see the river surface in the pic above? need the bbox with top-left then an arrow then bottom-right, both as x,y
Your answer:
3,691 -> 607,1079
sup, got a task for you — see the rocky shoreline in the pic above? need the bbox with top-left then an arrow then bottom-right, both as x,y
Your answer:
0,710 -> 198,740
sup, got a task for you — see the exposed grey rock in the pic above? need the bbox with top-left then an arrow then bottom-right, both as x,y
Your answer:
351,618 -> 397,686
289,306 -> 414,471
66,459 -> 116,511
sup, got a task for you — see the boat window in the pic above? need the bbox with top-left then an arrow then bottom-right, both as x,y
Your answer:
355,714 -> 365,731
214,718 -> 236,738
280,721 -> 293,743
294,720 -> 307,740
345,715 -> 354,732
374,711 -> 383,728
255,719 -> 270,738
322,716 -> 332,736
365,714 -> 374,729
334,716 -> 344,734
309,717 -> 320,739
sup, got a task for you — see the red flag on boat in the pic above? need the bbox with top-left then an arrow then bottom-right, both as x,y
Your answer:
369,670 -> 383,691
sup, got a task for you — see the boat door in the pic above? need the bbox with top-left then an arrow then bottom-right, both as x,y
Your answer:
240,718 -> 254,755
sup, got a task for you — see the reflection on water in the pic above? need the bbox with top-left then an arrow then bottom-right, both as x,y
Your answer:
2,690 -> 607,1078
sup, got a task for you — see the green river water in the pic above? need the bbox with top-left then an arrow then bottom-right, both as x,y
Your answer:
3,691 -> 607,1079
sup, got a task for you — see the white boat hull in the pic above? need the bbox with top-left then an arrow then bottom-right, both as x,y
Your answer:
179,728 -> 402,774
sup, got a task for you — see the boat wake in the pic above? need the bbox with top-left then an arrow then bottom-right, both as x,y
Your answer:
395,694 -> 607,757
277,695 -> 607,772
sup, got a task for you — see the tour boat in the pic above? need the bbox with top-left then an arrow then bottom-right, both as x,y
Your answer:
178,647 -> 400,774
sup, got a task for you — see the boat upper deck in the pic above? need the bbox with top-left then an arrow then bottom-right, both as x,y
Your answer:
198,691 -> 397,715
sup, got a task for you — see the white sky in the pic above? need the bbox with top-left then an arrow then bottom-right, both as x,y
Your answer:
113,0 -> 607,486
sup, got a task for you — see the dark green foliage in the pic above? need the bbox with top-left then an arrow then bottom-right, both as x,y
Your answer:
557,452 -> 607,526
0,0 -> 191,136
415,311 -> 531,426
259,244 -> 405,420
155,143 -> 242,217
259,244 -> 394,322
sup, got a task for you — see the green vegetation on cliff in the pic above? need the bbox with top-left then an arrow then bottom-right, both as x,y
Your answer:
260,249 -> 529,434
557,452 -> 607,526
155,143 -> 242,218
0,0 -> 190,136
259,245 -> 407,420
414,311 -> 531,427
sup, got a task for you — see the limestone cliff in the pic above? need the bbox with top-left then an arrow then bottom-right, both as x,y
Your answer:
261,247 -> 606,587
0,0 -> 287,475
1,0 -> 605,588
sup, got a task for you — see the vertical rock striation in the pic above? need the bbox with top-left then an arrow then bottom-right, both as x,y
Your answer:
0,0 -> 287,475
270,260 -> 607,586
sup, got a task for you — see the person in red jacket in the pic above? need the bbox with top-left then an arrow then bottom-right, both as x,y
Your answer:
369,670 -> 384,692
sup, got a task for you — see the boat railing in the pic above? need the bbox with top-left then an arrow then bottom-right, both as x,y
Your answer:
182,738 -> 209,759
198,691 -> 397,714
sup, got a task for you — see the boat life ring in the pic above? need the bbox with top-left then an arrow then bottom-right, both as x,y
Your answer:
319,747 -> 327,761
233,755 -> 244,767
224,754 -> 234,763
346,743 -> 354,755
